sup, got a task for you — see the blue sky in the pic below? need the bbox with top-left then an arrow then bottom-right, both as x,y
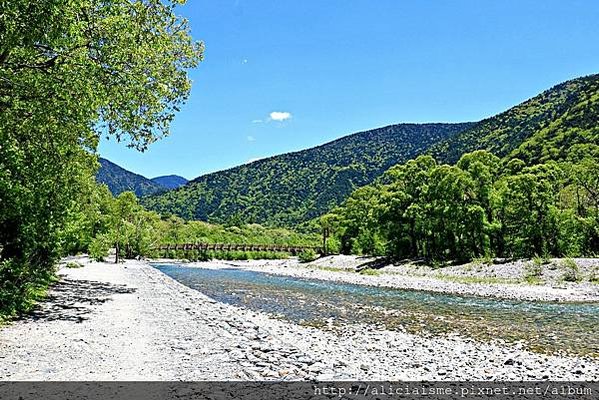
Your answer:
99,0 -> 599,179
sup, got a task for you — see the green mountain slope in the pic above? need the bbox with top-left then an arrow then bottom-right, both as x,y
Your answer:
97,158 -> 166,197
151,175 -> 188,190
430,74 -> 599,164
142,123 -> 473,226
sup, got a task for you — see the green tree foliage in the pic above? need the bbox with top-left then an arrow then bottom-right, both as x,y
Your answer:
495,164 -> 563,257
88,191 -> 161,262
298,249 -> 318,263
0,0 -> 202,317
58,182 -> 115,256
328,149 -> 599,262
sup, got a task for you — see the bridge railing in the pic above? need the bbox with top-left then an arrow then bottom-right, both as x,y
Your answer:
154,243 -> 324,255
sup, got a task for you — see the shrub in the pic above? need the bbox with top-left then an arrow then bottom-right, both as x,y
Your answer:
222,251 -> 249,261
524,260 -> 543,284
532,255 -> 546,267
473,254 -> 493,265
298,249 -> 318,263
0,260 -> 56,321
197,250 -> 211,262
65,261 -> 83,269
561,258 -> 581,282
249,251 -> 288,260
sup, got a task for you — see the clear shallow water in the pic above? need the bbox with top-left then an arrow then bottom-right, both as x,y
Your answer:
154,264 -> 599,357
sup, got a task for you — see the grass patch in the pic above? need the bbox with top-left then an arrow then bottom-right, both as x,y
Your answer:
359,268 -> 381,276
310,265 -> 352,273
533,255 -> 551,266
211,250 -> 288,261
524,275 -> 543,285
472,254 -> 494,265
65,261 -> 83,269
523,259 -> 543,283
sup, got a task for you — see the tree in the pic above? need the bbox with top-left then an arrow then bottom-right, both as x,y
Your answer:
495,164 -> 563,257
111,192 -> 138,263
563,144 -> 599,254
376,156 -> 437,259
0,0 -> 203,316
1,0 -> 204,149
319,213 -> 340,255
456,151 -> 500,256
164,215 -> 186,245
334,186 -> 383,255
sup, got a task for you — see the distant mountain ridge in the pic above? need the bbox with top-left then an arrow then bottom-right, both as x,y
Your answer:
96,158 -> 187,197
141,123 -> 474,226
151,175 -> 188,190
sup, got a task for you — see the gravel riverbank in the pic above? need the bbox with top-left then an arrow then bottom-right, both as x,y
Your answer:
0,256 -> 597,380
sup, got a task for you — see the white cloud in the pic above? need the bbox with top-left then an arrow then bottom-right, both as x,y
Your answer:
269,111 -> 292,122
247,135 -> 256,142
251,111 -> 292,124
242,59 -> 248,64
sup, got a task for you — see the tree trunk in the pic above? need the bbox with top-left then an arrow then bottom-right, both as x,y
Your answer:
322,227 -> 329,256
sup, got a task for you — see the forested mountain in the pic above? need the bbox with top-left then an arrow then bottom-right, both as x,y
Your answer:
430,74 -> 599,164
151,175 -> 188,190
97,158 -> 167,197
143,74 -> 598,229
142,123 -> 473,226
97,159 -> 188,195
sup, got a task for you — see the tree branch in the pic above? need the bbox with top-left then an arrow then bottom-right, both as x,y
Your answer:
0,50 -> 9,64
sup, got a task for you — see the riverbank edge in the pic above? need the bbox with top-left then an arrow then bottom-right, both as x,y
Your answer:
149,256 -> 599,303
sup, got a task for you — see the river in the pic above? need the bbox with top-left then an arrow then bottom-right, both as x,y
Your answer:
154,264 -> 599,357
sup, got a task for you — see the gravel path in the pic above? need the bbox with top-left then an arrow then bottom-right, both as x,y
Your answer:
1,257 -> 597,380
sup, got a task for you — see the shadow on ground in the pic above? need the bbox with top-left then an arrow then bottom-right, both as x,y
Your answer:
355,258 -> 389,271
21,279 -> 136,323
